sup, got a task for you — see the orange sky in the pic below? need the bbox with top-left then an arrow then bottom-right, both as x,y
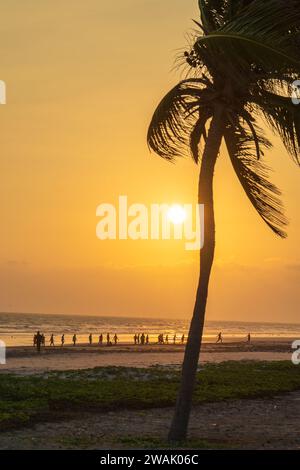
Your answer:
0,0 -> 299,322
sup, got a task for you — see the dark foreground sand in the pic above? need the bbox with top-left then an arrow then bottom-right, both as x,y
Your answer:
0,390 -> 299,450
1,339 -> 294,375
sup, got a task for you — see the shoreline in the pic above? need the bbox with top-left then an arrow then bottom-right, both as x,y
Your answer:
1,339 -> 295,375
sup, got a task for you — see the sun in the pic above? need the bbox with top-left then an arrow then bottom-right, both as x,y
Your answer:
167,205 -> 187,225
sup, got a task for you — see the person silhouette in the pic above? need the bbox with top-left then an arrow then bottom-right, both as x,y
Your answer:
173,334 -> 176,344
61,334 -> 65,346
89,333 -> 92,345
36,331 -> 43,353
181,334 -> 185,344
99,334 -> 103,345
247,333 -> 251,343
106,333 -> 110,346
73,334 -> 77,346
50,334 -> 54,346
114,334 -> 118,345
216,332 -> 223,344
146,334 -> 149,345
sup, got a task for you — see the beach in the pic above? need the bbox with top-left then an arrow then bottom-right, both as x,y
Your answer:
0,356 -> 300,450
1,390 -> 300,450
1,338 -> 294,375
1,336 -> 299,450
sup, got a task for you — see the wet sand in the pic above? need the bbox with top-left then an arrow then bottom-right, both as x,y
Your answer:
1,339 -> 294,375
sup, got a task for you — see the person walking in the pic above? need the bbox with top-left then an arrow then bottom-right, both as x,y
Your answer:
50,334 -> 54,346
106,333 -> 110,346
89,333 -> 93,345
99,334 -> 103,345
216,332 -> 223,344
181,334 -> 185,344
72,334 -> 77,346
61,334 -> 65,347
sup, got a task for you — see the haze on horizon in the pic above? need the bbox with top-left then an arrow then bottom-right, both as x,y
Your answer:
0,0 -> 299,323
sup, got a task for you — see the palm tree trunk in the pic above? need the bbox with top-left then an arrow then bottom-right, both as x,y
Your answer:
168,106 -> 224,442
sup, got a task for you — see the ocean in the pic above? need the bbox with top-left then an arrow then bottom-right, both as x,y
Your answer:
0,312 -> 300,347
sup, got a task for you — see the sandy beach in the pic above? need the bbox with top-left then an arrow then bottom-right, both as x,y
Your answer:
1,339 -> 299,450
1,338 -> 294,375
1,390 -> 300,450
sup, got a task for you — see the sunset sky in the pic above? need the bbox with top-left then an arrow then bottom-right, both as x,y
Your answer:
0,0 -> 299,322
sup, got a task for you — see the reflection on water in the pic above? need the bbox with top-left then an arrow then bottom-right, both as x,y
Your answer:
0,312 -> 300,346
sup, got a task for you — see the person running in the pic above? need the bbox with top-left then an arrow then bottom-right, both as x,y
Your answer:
216,332 -> 223,344
36,331 -> 43,353
50,334 -> 54,346
114,334 -> 118,345
72,334 -> 77,346
61,334 -> 65,347
89,333 -> 93,345
181,334 -> 185,344
106,333 -> 110,346
173,334 -> 176,344
247,333 -> 251,343
99,334 -> 103,345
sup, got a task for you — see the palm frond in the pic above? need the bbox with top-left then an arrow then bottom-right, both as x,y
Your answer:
224,122 -> 288,238
147,79 -> 212,161
198,0 -> 250,31
195,0 -> 300,81
252,92 -> 300,165
190,110 -> 211,163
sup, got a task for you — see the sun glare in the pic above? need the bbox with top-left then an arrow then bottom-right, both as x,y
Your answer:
167,205 -> 187,225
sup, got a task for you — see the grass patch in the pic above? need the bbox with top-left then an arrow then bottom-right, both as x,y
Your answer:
0,361 -> 299,431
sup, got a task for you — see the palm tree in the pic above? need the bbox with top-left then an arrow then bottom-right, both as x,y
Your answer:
147,0 -> 300,442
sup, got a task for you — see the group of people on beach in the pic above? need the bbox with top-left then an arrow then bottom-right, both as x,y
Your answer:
157,333 -> 185,344
132,333 -> 186,345
33,332 -> 187,351
33,330 -> 252,352
33,332 -> 119,351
